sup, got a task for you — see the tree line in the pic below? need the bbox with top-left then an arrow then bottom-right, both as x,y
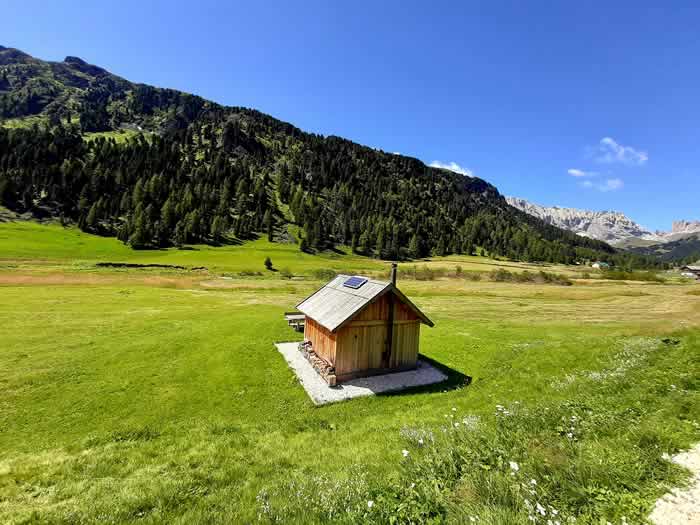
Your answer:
0,120 -> 662,269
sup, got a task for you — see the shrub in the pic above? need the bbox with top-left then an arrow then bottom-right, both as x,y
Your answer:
264,256 -> 273,271
600,270 -> 665,283
487,269 -> 572,286
239,269 -> 263,277
312,268 -> 337,281
396,265 -> 446,281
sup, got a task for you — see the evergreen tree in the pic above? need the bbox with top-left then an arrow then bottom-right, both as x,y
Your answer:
408,233 -> 420,259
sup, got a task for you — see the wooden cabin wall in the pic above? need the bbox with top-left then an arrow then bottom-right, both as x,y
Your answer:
352,295 -> 418,322
335,320 -> 421,379
304,317 -> 336,364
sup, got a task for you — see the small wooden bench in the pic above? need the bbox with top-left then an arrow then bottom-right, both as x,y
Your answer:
284,312 -> 305,332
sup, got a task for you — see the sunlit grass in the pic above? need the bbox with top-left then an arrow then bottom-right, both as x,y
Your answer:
0,221 -> 698,523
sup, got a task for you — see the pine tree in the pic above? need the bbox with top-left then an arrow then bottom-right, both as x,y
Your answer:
408,233 -> 420,259
85,202 -> 99,230
210,215 -> 226,243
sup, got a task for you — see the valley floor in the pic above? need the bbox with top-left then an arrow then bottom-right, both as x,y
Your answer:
0,223 -> 698,523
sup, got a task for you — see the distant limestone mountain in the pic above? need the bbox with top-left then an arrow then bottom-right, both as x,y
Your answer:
505,197 -> 666,246
507,197 -> 700,261
669,220 -> 700,240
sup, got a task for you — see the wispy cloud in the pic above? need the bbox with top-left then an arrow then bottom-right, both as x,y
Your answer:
581,178 -> 624,192
593,137 -> 648,165
567,168 -> 598,178
429,161 -> 473,177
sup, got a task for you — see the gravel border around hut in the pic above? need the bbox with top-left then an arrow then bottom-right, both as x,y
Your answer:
275,342 -> 447,405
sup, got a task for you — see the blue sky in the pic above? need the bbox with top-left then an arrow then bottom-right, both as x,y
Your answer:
4,1 -> 699,230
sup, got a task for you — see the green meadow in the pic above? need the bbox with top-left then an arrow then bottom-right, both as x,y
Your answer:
0,222 -> 698,524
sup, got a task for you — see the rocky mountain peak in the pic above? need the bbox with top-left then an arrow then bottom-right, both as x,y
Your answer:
671,220 -> 700,235
506,197 -> 663,246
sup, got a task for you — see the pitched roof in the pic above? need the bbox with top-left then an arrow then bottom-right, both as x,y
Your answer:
296,275 -> 433,332
682,265 -> 700,271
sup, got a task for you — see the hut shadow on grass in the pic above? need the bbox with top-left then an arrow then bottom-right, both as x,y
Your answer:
375,354 -> 472,398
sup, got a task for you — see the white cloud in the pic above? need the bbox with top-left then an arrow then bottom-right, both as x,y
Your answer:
429,161 -> 473,177
567,168 -> 598,178
601,178 -> 624,191
581,178 -> 624,192
594,137 -> 648,165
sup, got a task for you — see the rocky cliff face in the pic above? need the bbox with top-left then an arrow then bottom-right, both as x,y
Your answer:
505,197 -> 671,246
671,220 -> 700,236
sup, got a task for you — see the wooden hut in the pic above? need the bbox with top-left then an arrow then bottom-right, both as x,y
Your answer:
296,265 -> 433,384
680,265 -> 700,279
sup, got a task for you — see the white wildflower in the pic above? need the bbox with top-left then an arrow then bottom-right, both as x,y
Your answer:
530,479 -> 537,485
509,461 -> 520,472
402,449 -> 409,457
367,500 -> 374,509
536,502 -> 546,515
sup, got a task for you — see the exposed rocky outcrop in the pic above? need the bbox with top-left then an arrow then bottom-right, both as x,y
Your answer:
507,197 -> 700,246
506,197 -> 663,245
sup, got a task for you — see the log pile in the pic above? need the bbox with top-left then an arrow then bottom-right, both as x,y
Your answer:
298,341 -> 337,386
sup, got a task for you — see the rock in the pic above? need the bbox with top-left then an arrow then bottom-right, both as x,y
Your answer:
507,197 -> 699,246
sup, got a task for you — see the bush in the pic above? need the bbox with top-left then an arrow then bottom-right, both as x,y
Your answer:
600,270 -> 665,283
311,268 -> 337,281
396,265 -> 446,281
264,256 -> 273,271
487,268 -> 572,286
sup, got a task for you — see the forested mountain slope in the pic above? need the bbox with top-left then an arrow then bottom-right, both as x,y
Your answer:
0,45 -> 655,266
629,234 -> 700,264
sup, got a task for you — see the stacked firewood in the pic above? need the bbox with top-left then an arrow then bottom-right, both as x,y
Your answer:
298,341 -> 337,386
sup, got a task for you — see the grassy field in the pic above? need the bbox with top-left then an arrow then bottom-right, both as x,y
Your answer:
0,222 -> 698,524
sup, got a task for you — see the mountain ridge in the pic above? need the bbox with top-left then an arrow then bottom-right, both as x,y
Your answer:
506,197 -> 699,247
0,45 -> 660,267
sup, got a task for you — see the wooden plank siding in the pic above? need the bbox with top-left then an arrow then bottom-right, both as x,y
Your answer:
304,292 -> 423,382
334,321 -> 420,379
351,294 -> 418,322
304,317 -> 336,364
334,294 -> 421,379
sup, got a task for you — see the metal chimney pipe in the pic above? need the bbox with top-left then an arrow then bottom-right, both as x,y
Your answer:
390,262 -> 397,286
